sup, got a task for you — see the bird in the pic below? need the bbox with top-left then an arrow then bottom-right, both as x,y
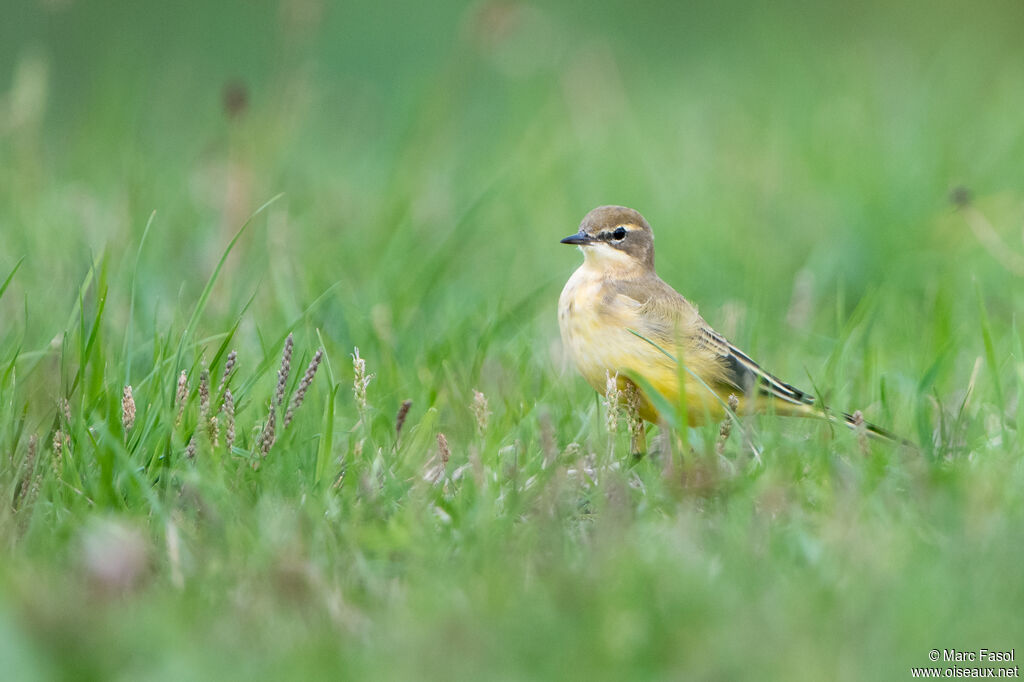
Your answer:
557,204 -> 900,448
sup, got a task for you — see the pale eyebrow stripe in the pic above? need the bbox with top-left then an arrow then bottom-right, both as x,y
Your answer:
595,224 -> 636,240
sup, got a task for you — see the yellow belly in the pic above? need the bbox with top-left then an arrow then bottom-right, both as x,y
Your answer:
558,268 -> 726,424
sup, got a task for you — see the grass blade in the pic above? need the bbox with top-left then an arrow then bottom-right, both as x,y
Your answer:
315,383 -> 339,485
122,210 -> 156,386
177,193 -> 283,358
975,282 -> 1004,411
0,256 -> 25,302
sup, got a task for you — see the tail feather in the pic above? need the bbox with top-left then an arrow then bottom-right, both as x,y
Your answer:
838,411 -> 915,446
725,341 -> 911,446
628,326 -> 913,447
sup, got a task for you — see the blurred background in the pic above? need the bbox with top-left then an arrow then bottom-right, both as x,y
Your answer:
3,0 -> 1023,375
3,1 -> 1024,678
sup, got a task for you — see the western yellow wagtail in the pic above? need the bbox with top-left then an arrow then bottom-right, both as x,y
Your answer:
558,205 -> 900,446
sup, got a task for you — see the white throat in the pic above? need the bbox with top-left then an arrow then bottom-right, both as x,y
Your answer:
579,242 -> 639,274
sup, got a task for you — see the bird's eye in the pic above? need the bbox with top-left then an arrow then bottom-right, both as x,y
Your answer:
612,227 -> 627,241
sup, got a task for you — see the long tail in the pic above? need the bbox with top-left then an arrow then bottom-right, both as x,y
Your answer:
724,342 -> 911,446
628,326 -> 913,447
837,410 -> 905,443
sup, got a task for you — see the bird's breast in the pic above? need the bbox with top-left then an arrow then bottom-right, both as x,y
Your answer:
559,269 -> 606,380
558,268 -> 673,400
558,266 -> 743,425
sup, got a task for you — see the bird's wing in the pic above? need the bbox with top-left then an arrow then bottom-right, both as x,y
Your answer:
606,276 -> 910,443
697,326 -> 815,408
614,276 -> 815,408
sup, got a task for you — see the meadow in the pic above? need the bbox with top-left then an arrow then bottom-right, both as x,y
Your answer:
2,0 -> 1024,679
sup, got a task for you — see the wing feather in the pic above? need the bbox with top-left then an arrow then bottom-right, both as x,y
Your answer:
596,274 -> 904,443
612,276 -> 815,408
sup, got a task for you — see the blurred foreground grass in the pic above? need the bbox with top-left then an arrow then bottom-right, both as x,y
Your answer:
2,0 -> 1024,679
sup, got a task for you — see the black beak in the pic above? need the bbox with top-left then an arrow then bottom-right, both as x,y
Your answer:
560,231 -> 594,245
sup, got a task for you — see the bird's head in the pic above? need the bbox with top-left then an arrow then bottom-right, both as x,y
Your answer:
560,205 -> 655,274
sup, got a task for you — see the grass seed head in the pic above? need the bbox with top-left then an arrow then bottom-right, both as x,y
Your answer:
223,389 -> 235,452
122,385 -> 136,433
284,348 -> 322,429
260,404 -> 277,457
424,433 -> 451,484
199,370 -> 210,418
716,394 -> 739,455
471,389 -> 491,435
175,371 -> 189,425
219,350 -> 237,392
351,347 -> 374,414
275,334 -> 294,408
624,382 -> 644,447
222,80 -> 248,119
949,185 -> 973,208
437,432 -> 450,465
52,429 -> 65,472
25,433 -> 38,473
176,371 -> 188,405
604,371 -> 622,434
16,434 -> 39,511
395,399 -> 412,440
208,415 -> 219,447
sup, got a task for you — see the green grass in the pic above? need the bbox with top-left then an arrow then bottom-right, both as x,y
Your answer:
3,0 -> 1024,679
